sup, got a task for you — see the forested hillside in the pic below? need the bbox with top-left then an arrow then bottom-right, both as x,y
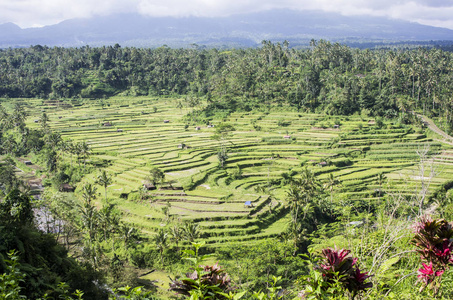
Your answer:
1,41 -> 453,132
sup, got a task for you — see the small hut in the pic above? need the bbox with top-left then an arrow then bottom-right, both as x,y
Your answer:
163,120 -> 170,123
318,161 -> 328,167
104,122 -> 112,127
283,135 -> 291,139
244,201 -> 253,208
143,183 -> 156,191
117,129 -> 123,132
333,124 -> 340,129
24,161 -> 32,165
60,183 -> 75,192
58,116 -> 62,119
195,126 -> 201,131
34,120 -> 39,123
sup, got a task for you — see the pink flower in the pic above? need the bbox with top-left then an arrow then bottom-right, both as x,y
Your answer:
417,262 -> 444,284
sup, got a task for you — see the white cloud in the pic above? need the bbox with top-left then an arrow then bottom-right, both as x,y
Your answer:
0,0 -> 453,29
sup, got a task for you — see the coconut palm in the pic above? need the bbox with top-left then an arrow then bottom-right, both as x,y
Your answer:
154,229 -> 168,264
45,132 -> 62,150
324,173 -> 341,209
96,170 -> 112,203
170,224 -> 184,253
79,183 -> 98,247
182,222 -> 200,243
77,141 -> 91,172
376,172 -> 386,200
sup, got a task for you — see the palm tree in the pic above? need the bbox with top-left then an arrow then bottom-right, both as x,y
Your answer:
97,170 -> 112,203
376,172 -> 386,200
78,141 -> 91,172
182,222 -> 200,243
2,135 -> 17,155
154,229 -> 168,264
170,224 -> 184,253
0,105 -> 11,129
324,173 -> 341,209
79,183 -> 98,248
82,183 -> 97,204
12,103 -> 27,126
40,112 -> 50,130
98,204 -> 120,247
45,132 -> 62,150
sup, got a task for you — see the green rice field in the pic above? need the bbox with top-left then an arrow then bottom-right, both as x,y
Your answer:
18,97 -> 453,247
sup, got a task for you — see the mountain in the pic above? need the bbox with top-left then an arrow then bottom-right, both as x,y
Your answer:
1,9 -> 453,48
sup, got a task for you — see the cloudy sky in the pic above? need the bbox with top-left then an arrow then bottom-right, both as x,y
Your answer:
1,0 -> 453,29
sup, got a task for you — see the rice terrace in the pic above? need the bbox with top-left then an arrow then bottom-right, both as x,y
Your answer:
15,96 -> 453,249
5,3 -> 453,298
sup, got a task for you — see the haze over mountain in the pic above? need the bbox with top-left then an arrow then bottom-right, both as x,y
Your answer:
1,9 -> 453,48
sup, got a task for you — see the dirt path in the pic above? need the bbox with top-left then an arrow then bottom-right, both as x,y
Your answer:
416,114 -> 453,145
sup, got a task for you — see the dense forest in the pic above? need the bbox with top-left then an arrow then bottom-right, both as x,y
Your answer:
1,41 -> 453,131
1,41 -> 453,299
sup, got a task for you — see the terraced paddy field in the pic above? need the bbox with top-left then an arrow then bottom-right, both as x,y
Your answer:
19,97 -> 453,247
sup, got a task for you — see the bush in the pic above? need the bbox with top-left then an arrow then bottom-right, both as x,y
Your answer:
298,248 -> 372,299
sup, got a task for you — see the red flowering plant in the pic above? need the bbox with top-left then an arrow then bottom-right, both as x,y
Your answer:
298,247 -> 372,299
169,242 -> 235,300
412,216 -> 453,294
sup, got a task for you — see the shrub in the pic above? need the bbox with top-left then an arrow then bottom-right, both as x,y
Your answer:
298,247 -> 372,299
169,242 -> 234,299
412,217 -> 453,294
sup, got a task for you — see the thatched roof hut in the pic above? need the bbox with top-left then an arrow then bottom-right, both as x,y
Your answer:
143,183 -> 156,190
60,183 -> 75,192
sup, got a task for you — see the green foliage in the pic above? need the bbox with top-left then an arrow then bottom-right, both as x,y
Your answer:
169,242 -> 234,300
412,217 -> 453,295
148,167 -> 165,186
297,248 -> 372,300
0,250 -> 25,300
110,286 -> 155,300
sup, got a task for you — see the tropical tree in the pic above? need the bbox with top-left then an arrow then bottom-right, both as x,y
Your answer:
45,132 -> 62,150
376,172 -> 387,200
183,222 -> 200,243
170,224 -> 184,253
324,173 -> 341,208
148,167 -> 165,187
154,229 -> 168,264
96,170 -> 112,203
40,112 -> 50,131
79,183 -> 98,248
212,123 -> 235,168
77,141 -> 91,172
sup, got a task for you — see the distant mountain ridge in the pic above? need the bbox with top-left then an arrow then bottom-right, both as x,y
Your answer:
1,9 -> 453,48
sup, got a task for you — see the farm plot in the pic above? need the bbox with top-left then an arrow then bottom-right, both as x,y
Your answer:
23,97 -> 453,246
